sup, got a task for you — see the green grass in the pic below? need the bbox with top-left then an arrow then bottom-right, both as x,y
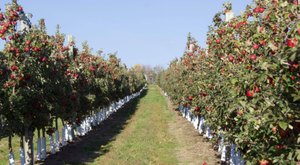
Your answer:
0,85 -> 179,165
0,119 -> 64,164
89,85 -> 178,165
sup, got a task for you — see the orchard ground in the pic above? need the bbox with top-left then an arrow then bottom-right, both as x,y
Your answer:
1,85 -> 218,165
44,85 -> 219,165
0,119 -> 65,164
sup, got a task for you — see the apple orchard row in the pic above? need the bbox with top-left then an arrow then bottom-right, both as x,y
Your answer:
0,0 -> 146,164
158,0 -> 299,164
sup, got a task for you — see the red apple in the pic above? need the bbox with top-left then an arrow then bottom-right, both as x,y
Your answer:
242,50 -> 247,55
12,11 -> 18,17
259,160 -> 270,165
287,38 -> 296,48
10,65 -> 19,71
24,47 -> 30,52
275,145 -> 285,150
253,44 -> 259,50
254,7 -> 264,13
249,54 -> 257,61
89,65 -> 96,71
228,55 -> 234,62
258,7 -> 265,13
26,40 -> 31,45
187,52 -> 193,56
18,76 -> 25,81
291,63 -> 299,72
267,77 -> 274,85
291,75 -> 295,81
41,57 -> 48,62
17,6 -> 23,12
279,129 -> 289,138
10,47 -> 16,52
10,74 -> 15,80
289,14 -> 295,20
4,22 -> 10,28
246,90 -> 254,98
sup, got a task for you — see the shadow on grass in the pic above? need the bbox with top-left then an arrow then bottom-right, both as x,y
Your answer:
42,89 -> 148,165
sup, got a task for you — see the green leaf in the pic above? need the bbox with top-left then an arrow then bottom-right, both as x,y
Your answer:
260,62 -> 269,71
288,152 -> 293,160
279,121 -> 288,130
230,78 -> 238,85
289,52 -> 297,61
292,94 -> 300,102
248,106 -> 255,114
239,100 -> 246,108
268,42 -> 278,51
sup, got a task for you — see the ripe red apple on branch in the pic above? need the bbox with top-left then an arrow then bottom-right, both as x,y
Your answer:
259,160 -> 270,165
158,0 -> 299,164
246,90 -> 254,98
0,1 -> 147,164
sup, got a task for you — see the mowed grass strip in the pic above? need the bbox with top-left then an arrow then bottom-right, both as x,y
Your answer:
90,85 -> 177,165
0,120 -> 64,165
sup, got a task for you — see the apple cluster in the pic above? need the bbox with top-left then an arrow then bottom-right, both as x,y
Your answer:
0,0 -> 146,163
159,0 -> 299,164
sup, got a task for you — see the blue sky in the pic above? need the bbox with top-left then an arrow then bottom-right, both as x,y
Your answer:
1,0 -> 250,68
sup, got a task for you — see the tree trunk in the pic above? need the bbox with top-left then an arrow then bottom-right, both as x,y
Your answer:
36,130 -> 41,161
49,134 -> 55,154
70,124 -> 75,141
8,135 -> 15,165
24,127 -> 34,165
41,128 -> 47,160
20,137 -> 26,165
55,117 -> 60,151
61,119 -> 67,146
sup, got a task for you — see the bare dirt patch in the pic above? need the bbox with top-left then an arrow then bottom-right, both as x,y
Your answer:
166,97 -> 219,165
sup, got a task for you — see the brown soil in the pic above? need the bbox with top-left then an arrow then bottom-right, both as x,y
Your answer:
166,97 -> 219,165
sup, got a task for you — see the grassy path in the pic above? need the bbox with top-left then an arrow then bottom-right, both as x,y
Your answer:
89,85 -> 178,165
38,85 -> 217,164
